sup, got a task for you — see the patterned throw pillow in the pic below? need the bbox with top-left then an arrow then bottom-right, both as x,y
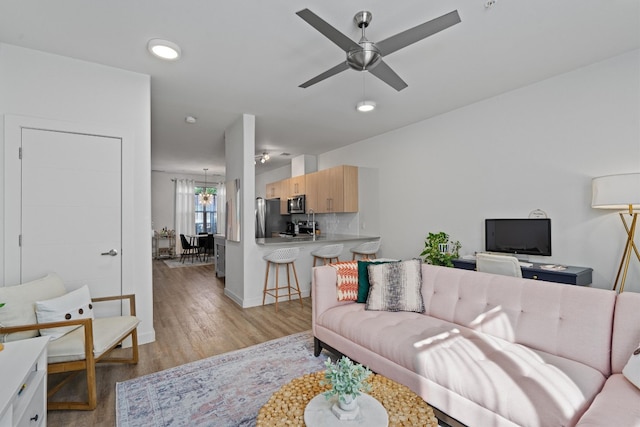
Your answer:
35,285 -> 94,340
366,259 -> 424,313
331,261 -> 359,301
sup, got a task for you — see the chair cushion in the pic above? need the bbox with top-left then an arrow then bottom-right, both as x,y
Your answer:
0,273 -> 67,342
47,316 -> 140,363
35,285 -> 94,340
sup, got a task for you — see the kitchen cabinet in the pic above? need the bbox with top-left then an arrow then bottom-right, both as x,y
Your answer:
289,175 -> 305,196
266,180 -> 288,214
265,180 -> 283,199
308,165 -> 358,213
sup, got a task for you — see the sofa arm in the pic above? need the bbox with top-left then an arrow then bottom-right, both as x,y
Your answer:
312,266 -> 354,331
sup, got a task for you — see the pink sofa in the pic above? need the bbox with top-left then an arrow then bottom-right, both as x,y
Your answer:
312,263 -> 640,427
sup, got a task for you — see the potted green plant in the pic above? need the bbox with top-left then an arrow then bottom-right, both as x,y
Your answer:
321,356 -> 372,415
420,232 -> 461,267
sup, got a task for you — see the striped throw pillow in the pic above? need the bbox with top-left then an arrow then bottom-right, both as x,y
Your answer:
366,259 -> 424,313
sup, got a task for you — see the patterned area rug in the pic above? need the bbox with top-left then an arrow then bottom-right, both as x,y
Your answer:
116,332 -> 329,427
163,258 -> 214,268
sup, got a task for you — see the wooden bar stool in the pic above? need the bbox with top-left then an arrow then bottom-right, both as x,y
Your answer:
311,244 -> 344,266
262,247 -> 303,312
350,239 -> 381,260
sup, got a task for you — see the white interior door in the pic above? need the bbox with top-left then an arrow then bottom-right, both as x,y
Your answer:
20,128 -> 122,316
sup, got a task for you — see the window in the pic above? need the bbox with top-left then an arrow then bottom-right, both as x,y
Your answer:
194,186 -> 217,234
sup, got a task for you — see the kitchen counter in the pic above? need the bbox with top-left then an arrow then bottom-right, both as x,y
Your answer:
255,234 -> 379,246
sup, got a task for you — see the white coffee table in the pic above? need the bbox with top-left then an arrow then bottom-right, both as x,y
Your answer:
304,393 -> 388,426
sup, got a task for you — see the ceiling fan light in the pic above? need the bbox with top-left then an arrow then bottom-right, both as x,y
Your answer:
147,39 -> 181,61
263,152 -> 270,161
346,42 -> 381,71
356,101 -> 376,112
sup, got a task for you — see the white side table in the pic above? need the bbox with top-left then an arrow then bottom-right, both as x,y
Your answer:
0,336 -> 49,427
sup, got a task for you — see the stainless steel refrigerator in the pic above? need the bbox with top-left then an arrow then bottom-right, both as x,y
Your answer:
255,197 -> 288,238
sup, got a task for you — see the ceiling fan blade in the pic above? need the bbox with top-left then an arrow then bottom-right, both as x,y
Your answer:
299,61 -> 350,88
368,60 -> 408,91
296,9 -> 360,53
376,10 -> 461,56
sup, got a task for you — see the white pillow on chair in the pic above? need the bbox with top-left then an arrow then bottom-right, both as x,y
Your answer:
35,285 -> 94,340
623,343 -> 640,389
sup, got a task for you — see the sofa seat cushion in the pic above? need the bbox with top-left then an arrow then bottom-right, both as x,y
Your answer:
317,304 -> 606,427
47,316 -> 140,364
576,374 -> 640,426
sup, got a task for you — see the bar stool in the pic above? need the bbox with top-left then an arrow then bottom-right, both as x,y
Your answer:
311,244 -> 344,267
350,239 -> 381,260
262,247 -> 303,312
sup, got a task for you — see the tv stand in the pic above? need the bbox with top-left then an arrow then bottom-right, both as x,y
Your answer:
452,259 -> 592,286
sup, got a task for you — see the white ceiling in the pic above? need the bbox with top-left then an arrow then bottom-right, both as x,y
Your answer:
1,1 -> 638,178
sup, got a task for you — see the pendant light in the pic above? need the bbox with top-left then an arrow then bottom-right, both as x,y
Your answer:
199,168 -> 213,205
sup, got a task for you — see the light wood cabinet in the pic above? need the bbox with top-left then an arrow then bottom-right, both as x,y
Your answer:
265,180 -> 283,200
289,175 -> 305,196
308,165 -> 358,213
266,180 -> 288,214
267,165 -> 358,214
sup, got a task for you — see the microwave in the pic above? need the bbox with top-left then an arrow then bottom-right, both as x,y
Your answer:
287,195 -> 306,214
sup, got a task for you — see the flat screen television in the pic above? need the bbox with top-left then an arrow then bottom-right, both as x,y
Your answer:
485,218 -> 551,256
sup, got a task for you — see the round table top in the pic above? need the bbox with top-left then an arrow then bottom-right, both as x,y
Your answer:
304,393 -> 388,426
256,371 -> 438,427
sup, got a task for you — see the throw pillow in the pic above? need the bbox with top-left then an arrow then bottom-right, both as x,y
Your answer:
357,259 -> 398,303
0,273 -> 67,343
366,259 -> 424,313
331,261 -> 359,301
35,285 -> 94,340
622,344 -> 640,389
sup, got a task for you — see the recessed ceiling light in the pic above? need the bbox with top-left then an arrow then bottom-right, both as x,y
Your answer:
147,39 -> 181,61
356,101 -> 376,112
185,115 -> 197,124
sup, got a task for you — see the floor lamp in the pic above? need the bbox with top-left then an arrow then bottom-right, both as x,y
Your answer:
592,173 -> 640,293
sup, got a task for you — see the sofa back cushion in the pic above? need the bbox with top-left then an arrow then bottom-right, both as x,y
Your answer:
421,265 -> 616,375
611,291 -> 640,373
0,273 -> 67,342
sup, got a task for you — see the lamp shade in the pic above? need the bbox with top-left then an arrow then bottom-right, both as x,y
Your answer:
591,173 -> 640,209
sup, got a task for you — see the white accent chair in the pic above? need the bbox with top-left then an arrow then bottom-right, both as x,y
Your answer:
476,253 -> 523,278
0,273 -> 139,410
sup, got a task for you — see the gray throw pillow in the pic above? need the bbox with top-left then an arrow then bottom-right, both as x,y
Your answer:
366,259 -> 424,313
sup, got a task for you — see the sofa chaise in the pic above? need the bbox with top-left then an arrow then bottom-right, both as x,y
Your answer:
312,262 -> 640,426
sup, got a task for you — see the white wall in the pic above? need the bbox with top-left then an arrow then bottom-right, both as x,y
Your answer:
0,43 -> 155,343
317,50 -> 640,291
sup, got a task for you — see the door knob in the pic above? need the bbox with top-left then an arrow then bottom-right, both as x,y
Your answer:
101,249 -> 118,256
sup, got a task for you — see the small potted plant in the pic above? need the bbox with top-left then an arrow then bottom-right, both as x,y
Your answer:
321,356 -> 372,417
420,231 -> 461,267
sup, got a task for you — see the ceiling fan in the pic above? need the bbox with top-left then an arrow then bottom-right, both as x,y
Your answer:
297,9 -> 461,91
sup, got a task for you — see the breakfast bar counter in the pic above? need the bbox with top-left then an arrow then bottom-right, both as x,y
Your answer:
256,233 -> 379,246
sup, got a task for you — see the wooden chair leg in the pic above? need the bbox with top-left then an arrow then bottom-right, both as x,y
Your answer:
262,261 -> 270,306
291,261 -> 303,308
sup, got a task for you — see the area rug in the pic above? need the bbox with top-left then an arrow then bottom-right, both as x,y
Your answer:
163,258 -> 214,268
116,331 -> 329,427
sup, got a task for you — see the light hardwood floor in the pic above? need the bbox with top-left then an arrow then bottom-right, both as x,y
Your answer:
47,259 -> 312,427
